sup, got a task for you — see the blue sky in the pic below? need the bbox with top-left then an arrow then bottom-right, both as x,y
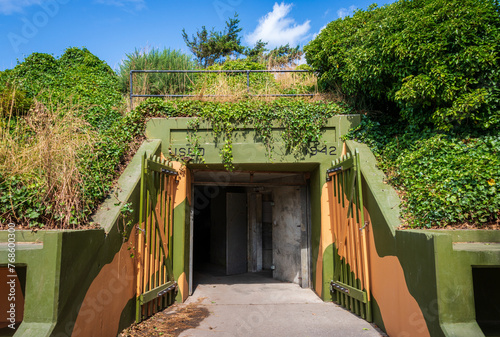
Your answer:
0,0 -> 394,72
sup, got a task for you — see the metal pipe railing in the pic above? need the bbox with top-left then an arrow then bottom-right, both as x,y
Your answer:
129,69 -> 314,110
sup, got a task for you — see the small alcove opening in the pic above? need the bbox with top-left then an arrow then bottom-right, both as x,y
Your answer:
473,266 -> 500,336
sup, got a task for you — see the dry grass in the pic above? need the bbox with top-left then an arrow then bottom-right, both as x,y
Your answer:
184,67 -> 319,103
0,100 -> 97,227
273,69 -> 317,93
120,299 -> 209,337
128,63 -> 321,105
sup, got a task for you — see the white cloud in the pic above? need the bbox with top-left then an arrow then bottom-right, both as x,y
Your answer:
94,0 -> 146,11
0,0 -> 42,15
245,2 -> 310,48
337,5 -> 356,19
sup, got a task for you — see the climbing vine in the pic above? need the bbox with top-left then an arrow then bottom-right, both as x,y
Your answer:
135,98 -> 353,169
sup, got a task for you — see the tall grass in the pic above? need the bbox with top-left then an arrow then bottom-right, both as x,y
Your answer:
118,47 -> 197,97
0,100 -> 97,228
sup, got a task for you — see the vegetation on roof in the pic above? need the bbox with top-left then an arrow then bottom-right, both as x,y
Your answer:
0,47 -> 333,228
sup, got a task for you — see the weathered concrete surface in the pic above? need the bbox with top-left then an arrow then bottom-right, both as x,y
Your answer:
272,186 -> 303,285
179,272 -> 383,337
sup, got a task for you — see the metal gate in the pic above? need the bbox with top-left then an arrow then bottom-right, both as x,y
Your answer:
326,149 -> 372,321
136,153 -> 178,322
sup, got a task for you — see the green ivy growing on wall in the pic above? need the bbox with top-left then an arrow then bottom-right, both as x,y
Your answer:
135,98 -> 353,169
346,116 -> 500,228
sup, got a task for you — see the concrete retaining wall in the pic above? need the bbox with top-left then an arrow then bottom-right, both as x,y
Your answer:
344,140 -> 500,337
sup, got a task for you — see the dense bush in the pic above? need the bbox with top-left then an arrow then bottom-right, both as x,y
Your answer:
305,0 -> 500,131
9,47 -> 123,131
394,135 -> 499,227
0,85 -> 33,118
346,116 -> 499,227
308,0 -> 500,227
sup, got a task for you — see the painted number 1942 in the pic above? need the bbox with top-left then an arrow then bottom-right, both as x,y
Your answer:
309,145 -> 337,156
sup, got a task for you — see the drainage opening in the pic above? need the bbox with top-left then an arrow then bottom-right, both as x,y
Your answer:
473,266 -> 500,336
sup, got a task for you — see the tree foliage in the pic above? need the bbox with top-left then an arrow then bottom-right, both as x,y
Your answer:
305,0 -> 500,131
182,14 -> 244,67
245,40 -> 268,63
266,44 -> 303,68
183,14 -> 304,69
245,42 -> 302,67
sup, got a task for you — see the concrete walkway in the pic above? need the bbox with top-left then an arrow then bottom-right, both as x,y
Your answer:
180,271 -> 383,337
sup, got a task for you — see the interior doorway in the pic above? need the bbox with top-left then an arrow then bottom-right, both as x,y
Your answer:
190,169 -> 311,295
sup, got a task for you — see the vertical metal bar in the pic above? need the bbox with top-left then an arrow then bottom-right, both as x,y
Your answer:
340,170 -> 348,308
130,70 -> 134,111
331,173 -> 338,304
168,175 -> 175,281
346,169 -> 354,312
356,150 -> 372,322
136,153 -> 146,323
152,173 -> 158,314
162,173 -> 167,291
247,70 -> 250,94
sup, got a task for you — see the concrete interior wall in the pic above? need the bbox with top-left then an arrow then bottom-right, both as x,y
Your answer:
192,173 -> 310,288
262,199 -> 273,270
247,193 -> 263,272
272,186 -> 303,285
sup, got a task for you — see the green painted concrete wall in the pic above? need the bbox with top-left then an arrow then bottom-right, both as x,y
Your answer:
146,115 -> 360,166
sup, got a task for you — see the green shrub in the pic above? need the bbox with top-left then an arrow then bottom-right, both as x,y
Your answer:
0,85 -> 33,118
9,47 -> 123,131
305,0 -> 500,131
10,53 -> 59,98
346,116 -> 500,227
0,174 -> 48,228
394,135 -> 499,227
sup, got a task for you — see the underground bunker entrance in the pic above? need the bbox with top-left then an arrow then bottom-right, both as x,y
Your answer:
190,169 -> 311,293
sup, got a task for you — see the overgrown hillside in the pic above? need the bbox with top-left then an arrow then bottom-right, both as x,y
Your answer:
306,0 -> 500,227
0,48 -> 145,228
0,47 -> 344,228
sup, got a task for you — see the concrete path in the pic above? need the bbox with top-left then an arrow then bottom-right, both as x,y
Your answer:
179,271 -> 383,337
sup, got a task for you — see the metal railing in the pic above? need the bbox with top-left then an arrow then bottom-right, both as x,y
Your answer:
129,69 -> 314,109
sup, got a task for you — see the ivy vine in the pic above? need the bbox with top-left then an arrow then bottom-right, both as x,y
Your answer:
137,98 -> 353,170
